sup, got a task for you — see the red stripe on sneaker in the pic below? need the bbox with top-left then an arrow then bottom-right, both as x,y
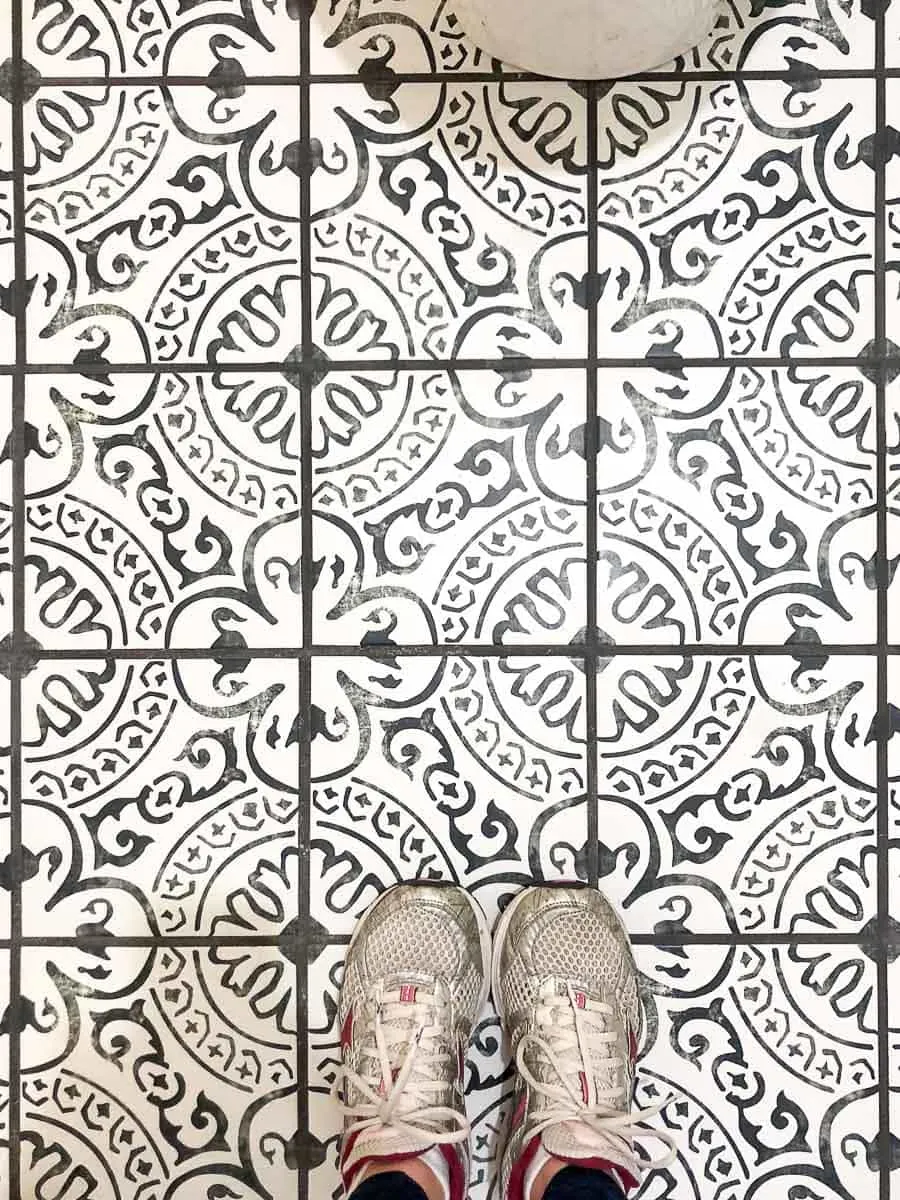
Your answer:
340,1007 -> 354,1049
574,991 -> 586,1009
509,1091 -> 527,1132
505,1134 -> 541,1200
440,1144 -> 467,1200
400,984 -> 418,1003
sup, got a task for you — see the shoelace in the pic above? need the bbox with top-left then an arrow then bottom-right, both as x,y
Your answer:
516,983 -> 677,1174
333,989 -> 470,1148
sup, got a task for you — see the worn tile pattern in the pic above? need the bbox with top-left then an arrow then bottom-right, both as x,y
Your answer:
0,1 -> 896,1199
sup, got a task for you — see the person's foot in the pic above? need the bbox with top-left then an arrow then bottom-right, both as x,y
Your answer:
493,885 -> 675,1199
334,883 -> 491,1200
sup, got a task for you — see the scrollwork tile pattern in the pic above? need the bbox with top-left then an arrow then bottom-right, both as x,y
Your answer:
0,0 -> 896,1198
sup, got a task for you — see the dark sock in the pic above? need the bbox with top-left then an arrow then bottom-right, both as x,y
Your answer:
543,1164 -> 627,1200
351,1170 -> 430,1200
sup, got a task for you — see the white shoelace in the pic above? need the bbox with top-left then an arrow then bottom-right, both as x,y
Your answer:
516,983 -> 677,1174
333,989 -> 470,1148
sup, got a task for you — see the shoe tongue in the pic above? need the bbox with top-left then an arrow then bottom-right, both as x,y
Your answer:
380,972 -> 439,1001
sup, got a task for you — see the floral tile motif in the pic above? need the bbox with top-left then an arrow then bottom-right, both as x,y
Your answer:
594,79 -> 875,360
22,86 -> 301,366
310,83 -> 588,362
307,941 -> 882,1200
19,658 -> 300,937
23,374 -> 301,650
595,655 -> 877,935
13,944 -> 298,1200
312,368 -> 587,645
594,367 -> 879,645
23,0 -> 302,77
310,0 -> 874,75
310,655 -> 588,933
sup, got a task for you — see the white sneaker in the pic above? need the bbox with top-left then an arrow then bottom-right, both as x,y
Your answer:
493,886 -> 676,1199
333,884 -> 491,1199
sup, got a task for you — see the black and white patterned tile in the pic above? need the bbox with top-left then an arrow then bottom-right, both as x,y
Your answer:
596,654 -> 878,934
310,654 -> 588,932
308,940 -> 882,1200
16,943 -> 299,1200
593,78 -> 875,360
22,372 -> 301,649
594,366 -> 881,645
19,658 -> 300,936
310,83 -> 588,362
312,367 -> 587,645
23,86 -> 302,367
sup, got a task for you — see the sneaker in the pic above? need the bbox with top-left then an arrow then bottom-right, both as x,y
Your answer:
493,885 -> 675,1199
333,883 -> 491,1199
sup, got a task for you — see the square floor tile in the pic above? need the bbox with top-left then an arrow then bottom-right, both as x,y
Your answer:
312,368 -> 587,645
596,654 -> 877,935
310,83 -> 588,362
308,940 -> 881,1200
23,0 -> 301,77
19,658 -> 300,936
310,655 -> 588,932
595,79 -> 875,360
24,87 -> 301,366
23,373 -> 301,650
17,944 -> 298,1198
594,366 -> 878,645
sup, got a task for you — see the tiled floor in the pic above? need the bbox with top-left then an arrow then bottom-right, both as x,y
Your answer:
0,0 -> 896,1197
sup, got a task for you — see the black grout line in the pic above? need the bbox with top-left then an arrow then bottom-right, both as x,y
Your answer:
13,355 -> 899,374
7,676 -> 21,1200
298,9 -> 313,1196
18,936 -> 304,947
297,657 -> 311,1200
28,68 -> 886,86
7,642 -> 891,660
876,4 -> 892,1194
585,85 -> 599,890
9,0 -> 25,1188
